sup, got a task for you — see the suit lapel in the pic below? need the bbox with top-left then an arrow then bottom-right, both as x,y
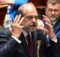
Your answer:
19,31 -> 37,57
20,33 -> 30,57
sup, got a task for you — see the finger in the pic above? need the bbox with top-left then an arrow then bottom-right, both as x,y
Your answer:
37,26 -> 47,32
19,17 -> 24,25
14,15 -> 21,24
16,15 -> 21,23
13,15 -> 18,23
42,15 -> 49,20
42,15 -> 51,24
45,22 -> 52,28
20,26 -> 24,28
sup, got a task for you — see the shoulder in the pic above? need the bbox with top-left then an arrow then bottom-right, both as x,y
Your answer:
0,28 -> 11,39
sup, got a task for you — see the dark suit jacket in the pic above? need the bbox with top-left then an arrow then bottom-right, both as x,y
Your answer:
0,28 -> 45,57
40,20 -> 60,57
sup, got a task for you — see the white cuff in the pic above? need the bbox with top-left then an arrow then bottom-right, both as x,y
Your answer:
12,35 -> 21,44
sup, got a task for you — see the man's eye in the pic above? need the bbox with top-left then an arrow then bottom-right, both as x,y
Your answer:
29,16 -> 33,19
48,9 -> 52,12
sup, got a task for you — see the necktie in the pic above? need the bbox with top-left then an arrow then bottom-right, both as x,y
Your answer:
26,34 -> 33,57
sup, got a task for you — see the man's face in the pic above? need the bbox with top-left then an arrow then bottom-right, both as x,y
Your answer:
21,9 -> 38,31
46,3 -> 60,22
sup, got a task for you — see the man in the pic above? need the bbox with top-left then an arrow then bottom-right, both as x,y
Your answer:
39,0 -> 60,57
0,3 -> 45,57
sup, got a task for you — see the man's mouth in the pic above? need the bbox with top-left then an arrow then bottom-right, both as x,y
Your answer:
30,24 -> 37,27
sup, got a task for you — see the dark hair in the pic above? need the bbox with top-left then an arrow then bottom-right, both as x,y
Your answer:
16,10 -> 23,15
47,0 -> 60,5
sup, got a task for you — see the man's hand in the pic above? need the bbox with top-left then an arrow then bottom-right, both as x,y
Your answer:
11,15 -> 24,39
37,15 -> 57,42
0,0 -> 14,5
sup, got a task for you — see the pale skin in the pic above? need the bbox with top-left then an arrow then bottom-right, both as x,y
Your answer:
9,3 -> 38,40
11,15 -> 57,42
37,15 -> 57,43
11,15 -> 24,39
42,15 -> 57,43
38,3 -> 60,43
0,0 -> 14,5
8,14 -> 56,44
10,9 -> 57,42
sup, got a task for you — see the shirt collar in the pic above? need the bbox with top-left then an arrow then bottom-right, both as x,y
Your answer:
22,30 -> 31,37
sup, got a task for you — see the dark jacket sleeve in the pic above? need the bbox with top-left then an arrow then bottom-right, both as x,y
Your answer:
0,28 -> 19,57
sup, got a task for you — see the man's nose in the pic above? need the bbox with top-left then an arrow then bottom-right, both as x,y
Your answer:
32,17 -> 37,26
32,17 -> 36,22
51,11 -> 55,14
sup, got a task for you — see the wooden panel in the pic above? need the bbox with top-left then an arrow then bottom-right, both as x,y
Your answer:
0,5 -> 7,26
29,0 -> 46,6
29,0 -> 46,19
36,6 -> 45,19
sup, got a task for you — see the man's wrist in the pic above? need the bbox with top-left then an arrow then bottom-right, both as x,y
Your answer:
12,35 -> 21,44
